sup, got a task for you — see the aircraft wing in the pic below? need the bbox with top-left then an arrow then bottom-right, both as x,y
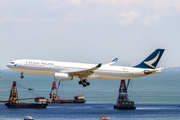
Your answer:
104,58 -> 118,65
69,63 -> 102,78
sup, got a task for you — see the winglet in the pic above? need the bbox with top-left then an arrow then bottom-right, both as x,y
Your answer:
112,58 -> 118,62
104,58 -> 118,66
96,63 -> 102,68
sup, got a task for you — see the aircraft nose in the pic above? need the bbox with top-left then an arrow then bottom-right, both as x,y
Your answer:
7,63 -> 14,68
7,63 -> 11,68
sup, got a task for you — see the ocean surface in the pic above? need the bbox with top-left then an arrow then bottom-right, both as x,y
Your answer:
0,69 -> 180,120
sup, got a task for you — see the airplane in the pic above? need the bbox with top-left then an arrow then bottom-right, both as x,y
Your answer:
7,49 -> 164,87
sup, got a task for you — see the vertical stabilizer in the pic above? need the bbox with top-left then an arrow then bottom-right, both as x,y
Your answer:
134,49 -> 165,69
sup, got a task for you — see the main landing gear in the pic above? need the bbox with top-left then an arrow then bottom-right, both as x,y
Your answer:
20,72 -> 24,79
78,79 -> 90,87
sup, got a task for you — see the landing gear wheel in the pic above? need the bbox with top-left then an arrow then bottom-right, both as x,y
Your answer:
20,72 -> 24,79
83,79 -> 86,83
83,84 -> 86,87
86,82 -> 90,86
79,81 -> 83,84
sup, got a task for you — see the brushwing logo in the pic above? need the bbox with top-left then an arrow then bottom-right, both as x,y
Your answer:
112,58 -> 118,62
144,52 -> 160,68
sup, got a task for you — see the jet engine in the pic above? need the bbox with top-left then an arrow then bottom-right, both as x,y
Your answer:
54,73 -> 73,81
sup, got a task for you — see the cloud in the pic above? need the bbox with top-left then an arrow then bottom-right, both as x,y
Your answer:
0,0 -> 178,25
140,13 -> 161,26
150,0 -> 180,15
116,11 -> 141,25
46,0 -> 58,2
67,0 -> 81,4
116,11 -> 161,26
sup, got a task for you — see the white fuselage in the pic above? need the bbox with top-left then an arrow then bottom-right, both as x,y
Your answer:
7,59 -> 161,80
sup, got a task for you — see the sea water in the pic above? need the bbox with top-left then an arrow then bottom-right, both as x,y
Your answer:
0,69 -> 180,120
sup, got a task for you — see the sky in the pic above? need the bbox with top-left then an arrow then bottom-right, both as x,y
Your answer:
0,0 -> 180,69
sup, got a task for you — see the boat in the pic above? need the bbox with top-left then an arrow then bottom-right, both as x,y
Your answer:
99,116 -> 111,120
24,116 -> 34,120
114,80 -> 136,110
5,97 -> 48,108
5,81 -> 48,108
28,88 -> 34,91
48,95 -> 86,103
47,81 -> 86,103
114,100 -> 136,110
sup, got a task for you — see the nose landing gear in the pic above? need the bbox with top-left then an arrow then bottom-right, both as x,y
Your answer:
20,72 -> 24,79
78,79 -> 90,87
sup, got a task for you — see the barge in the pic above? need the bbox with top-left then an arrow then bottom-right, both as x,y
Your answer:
5,103 -> 47,108
114,80 -> 136,110
47,81 -> 86,103
48,95 -> 86,103
5,81 -> 48,108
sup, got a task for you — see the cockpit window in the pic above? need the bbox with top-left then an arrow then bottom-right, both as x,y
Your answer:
10,62 -> 14,64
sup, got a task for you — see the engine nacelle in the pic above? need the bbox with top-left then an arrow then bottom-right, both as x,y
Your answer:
54,73 -> 73,81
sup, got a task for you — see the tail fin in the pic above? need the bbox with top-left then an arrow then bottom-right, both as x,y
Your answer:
134,49 -> 165,69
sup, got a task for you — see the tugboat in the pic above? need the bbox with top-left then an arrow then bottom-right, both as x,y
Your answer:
99,116 -> 111,120
74,95 -> 85,103
5,81 -> 48,108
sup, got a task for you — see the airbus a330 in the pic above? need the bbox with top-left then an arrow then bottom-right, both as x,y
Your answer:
7,49 -> 165,87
